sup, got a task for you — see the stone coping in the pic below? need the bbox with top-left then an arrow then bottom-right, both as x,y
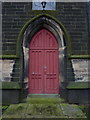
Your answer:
0,82 -> 21,89
67,81 -> 90,89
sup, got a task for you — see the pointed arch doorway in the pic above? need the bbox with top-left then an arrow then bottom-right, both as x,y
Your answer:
28,29 -> 59,94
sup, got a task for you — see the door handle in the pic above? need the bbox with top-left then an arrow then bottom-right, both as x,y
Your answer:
44,66 -> 47,69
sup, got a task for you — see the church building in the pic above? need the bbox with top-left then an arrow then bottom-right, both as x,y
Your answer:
0,0 -> 90,105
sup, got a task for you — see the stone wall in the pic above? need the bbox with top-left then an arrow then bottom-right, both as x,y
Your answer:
57,2 -> 88,55
2,2 -> 32,55
2,2 -> 88,56
1,2 -> 89,83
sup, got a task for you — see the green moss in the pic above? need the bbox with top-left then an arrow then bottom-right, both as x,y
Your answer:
2,103 -> 27,118
30,104 -> 63,116
69,55 -> 90,59
60,104 -> 86,118
32,10 -> 58,16
0,82 -> 21,89
1,106 -> 9,113
79,105 -> 87,112
67,82 -> 90,89
2,103 -> 87,119
79,105 -> 90,120
3,103 -> 65,118
0,55 -> 18,59
1,54 -> 90,59
26,98 -> 65,104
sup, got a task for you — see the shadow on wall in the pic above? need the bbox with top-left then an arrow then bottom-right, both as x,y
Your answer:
60,56 -> 75,101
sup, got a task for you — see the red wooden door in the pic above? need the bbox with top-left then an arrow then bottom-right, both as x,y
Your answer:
29,29 -> 59,94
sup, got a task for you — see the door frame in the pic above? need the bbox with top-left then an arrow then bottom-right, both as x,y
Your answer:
21,15 -> 67,95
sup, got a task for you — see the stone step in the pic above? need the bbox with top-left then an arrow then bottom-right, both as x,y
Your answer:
2,102 -> 87,119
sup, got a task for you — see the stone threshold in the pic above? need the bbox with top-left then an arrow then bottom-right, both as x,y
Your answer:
28,94 -> 59,98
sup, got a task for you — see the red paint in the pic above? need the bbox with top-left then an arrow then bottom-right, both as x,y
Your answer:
29,29 -> 59,94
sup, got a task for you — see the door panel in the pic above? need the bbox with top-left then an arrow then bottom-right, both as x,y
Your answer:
44,50 -> 59,93
29,50 -> 44,93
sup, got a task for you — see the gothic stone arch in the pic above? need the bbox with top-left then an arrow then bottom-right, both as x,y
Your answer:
20,14 -> 70,94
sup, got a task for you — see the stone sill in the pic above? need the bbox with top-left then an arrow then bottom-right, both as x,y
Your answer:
67,81 -> 90,89
0,82 -> 21,89
69,55 -> 90,59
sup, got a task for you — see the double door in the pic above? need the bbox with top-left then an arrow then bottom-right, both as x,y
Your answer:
28,29 -> 59,94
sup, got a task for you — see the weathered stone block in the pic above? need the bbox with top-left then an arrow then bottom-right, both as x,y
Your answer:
71,59 -> 89,82
0,60 -> 15,81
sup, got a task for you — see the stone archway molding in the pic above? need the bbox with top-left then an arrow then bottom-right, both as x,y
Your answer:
17,13 -> 72,58
18,13 -> 72,89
